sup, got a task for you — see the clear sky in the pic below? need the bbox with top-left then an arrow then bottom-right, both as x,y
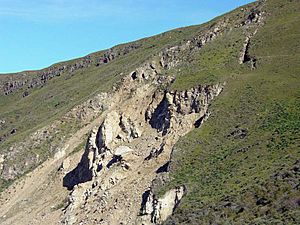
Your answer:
0,0 -> 254,73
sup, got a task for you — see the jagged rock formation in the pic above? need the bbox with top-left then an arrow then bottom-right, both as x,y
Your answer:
0,92 -> 112,180
61,60 -> 223,224
238,7 -> 265,68
138,186 -> 186,225
56,9 -> 267,219
0,0 -> 265,153
1,1 -> 286,225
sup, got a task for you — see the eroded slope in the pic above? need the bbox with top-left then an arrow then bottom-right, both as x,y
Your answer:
1,0 -> 298,224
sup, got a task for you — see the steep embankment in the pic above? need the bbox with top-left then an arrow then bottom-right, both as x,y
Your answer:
0,20 -> 204,190
161,0 -> 300,224
0,0 -> 299,224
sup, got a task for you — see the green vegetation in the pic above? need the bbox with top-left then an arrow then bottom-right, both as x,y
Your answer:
159,0 -> 300,223
0,0 -> 299,223
0,23 -> 204,150
52,196 -> 69,211
0,22 -> 209,185
0,178 -> 13,193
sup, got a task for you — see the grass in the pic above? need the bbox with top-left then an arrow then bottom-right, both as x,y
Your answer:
52,196 -> 69,211
0,0 -> 299,223
0,22 -> 207,150
157,0 -> 300,223
0,16 -> 214,189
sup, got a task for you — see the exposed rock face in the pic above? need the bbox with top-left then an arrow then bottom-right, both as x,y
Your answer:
114,146 -> 133,156
147,93 -> 172,135
68,92 -> 110,121
239,29 -> 259,69
119,113 -> 143,140
130,61 -> 160,82
0,91 -> 112,181
159,21 -> 227,70
55,13 -> 234,222
138,186 -> 186,225
0,155 -> 4,172
61,62 -> 223,224
146,85 -> 223,136
238,8 -> 265,68
97,111 -> 122,150
239,36 -> 252,64
0,3 -> 270,224
2,80 -> 27,96
242,9 -> 264,26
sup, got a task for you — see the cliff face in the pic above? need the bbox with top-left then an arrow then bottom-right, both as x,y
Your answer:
1,0 -> 299,224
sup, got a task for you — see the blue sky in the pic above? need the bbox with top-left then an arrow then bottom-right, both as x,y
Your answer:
0,0 -> 253,73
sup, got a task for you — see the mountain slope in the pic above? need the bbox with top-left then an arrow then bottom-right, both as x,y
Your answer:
160,0 -> 300,224
0,22 -> 205,190
0,0 -> 299,224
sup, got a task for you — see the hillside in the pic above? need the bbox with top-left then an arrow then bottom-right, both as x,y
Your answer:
161,0 -> 300,223
0,0 -> 299,224
0,21 -> 205,190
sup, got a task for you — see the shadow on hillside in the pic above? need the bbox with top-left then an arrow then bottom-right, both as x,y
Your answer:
63,143 -> 93,190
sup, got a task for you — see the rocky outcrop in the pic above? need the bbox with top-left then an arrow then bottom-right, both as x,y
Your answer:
239,26 -> 261,69
0,155 -> 4,172
238,6 -> 265,68
61,66 -> 223,224
97,111 -> 122,150
241,9 -> 264,26
138,186 -> 186,224
1,43 -> 141,96
62,108 -> 142,189
1,3 -> 264,222
159,22 -> 227,70
239,36 -> 252,64
119,113 -> 143,141
2,5 -> 227,221
147,93 -> 172,135
130,61 -> 160,82
2,80 -> 27,96
146,85 -> 223,136
0,91 -> 112,181
54,37 -> 225,223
